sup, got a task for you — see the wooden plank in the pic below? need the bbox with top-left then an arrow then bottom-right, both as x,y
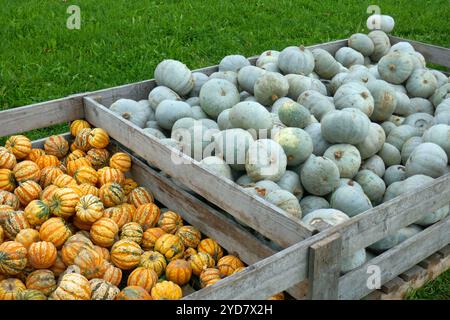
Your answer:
380,277 -> 405,294
0,94 -> 85,137
389,36 -> 450,68
307,233 -> 342,299
418,253 -> 442,270
83,97 -> 314,248
438,245 -> 450,258
399,265 -> 427,282
338,214 -> 450,300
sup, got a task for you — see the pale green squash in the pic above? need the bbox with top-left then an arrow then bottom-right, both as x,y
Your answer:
405,142 -> 448,178
273,128 -> 313,166
377,52 -> 414,84
276,171 -> 304,200
334,82 -> 374,116
422,124 -> 450,159
377,143 -> 401,166
148,86 -> 181,111
323,144 -> 361,178
298,90 -> 335,121
219,55 -> 250,72
200,156 -> 233,180
348,33 -> 375,56
361,154 -> 386,177
209,71 -> 238,87
110,99 -> 150,128
189,72 -> 209,97
229,101 -> 273,131
406,69 -> 438,98
299,196 -> 330,217
265,190 -> 302,219
155,100 -> 192,130
245,139 -> 287,182
304,123 -> 332,156
355,169 -> 386,204
213,128 -> 254,171
217,109 -> 234,130
369,225 -> 422,252
356,123 -> 386,159
277,102 -> 311,128
367,80 -> 397,121
381,121 -> 397,136
383,165 -> 406,186
393,91 -> 412,116
256,50 -> 280,67
278,46 -> 315,75
330,185 -> 372,217
335,47 -> 364,68
403,113 -> 434,135
321,108 -> 371,145
254,72 -> 289,106
237,66 -> 266,94
401,136 -> 423,165
312,48 -> 343,79
300,155 -> 340,196
368,30 -> 391,62
199,78 -> 240,119
430,84 -> 450,107
386,124 -> 420,151
154,59 -> 194,96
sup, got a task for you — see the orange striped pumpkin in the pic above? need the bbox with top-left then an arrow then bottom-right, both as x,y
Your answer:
103,204 -> 133,229
176,225 -> 201,248
102,262 -> 122,287
78,183 -> 99,197
158,211 -> 184,234
0,191 -> 20,210
198,238 -> 224,262
24,200 -> 50,226
15,228 -> 40,249
66,157 -> 92,176
35,155 -> 60,169
66,149 -> 86,163
88,128 -> 110,149
75,194 -> 104,223
98,167 -> 125,186
0,169 -> 16,192
73,247 -> 105,279
61,235 -> 94,266
28,241 -> 57,269
200,268 -> 221,288
49,187 -> 80,219
94,245 -> 110,261
0,278 -> 26,300
26,269 -> 57,296
49,251 -> 67,277
0,205 -> 13,226
154,234 -> 184,262
133,203 -> 160,231
51,273 -> 91,300
127,267 -> 158,292
70,120 -> 91,137
165,259 -> 192,286
110,152 -> 132,173
128,186 -> 154,207
52,174 -> 77,188
40,185 -> 59,202
142,227 -> 166,251
217,255 -> 245,277
70,142 -> 78,153
90,218 -> 119,248
232,266 -> 246,274
183,247 -> 197,260
67,184 -> 84,197
151,281 -> 182,300
0,241 -> 28,275
0,225 -> 3,244
120,222 -> 143,244
26,149 -> 46,163
39,217 -> 72,248
14,180 -> 42,206
5,135 -> 32,160
73,215 -> 93,231
122,178 -> 138,196
99,183 -> 124,208
86,148 -> 110,170
110,239 -> 143,270
13,161 -> 41,183
189,252 -> 215,276
0,147 -> 17,170
44,135 -> 69,159
138,251 -> 167,276
73,166 -> 98,185
39,166 -> 63,188
3,211 -> 30,239
115,286 -> 152,300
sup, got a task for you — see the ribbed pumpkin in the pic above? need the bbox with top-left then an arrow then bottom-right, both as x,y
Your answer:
50,251 -> 66,277
3,211 -> 30,239
49,187 -> 80,219
0,191 -> 20,210
90,218 -> 119,248
0,225 -> 3,244
17,289 -> 47,300
75,194 -> 104,224
189,252 -> 215,276
0,278 -> 26,300
183,247 -> 197,260
0,241 -> 28,275
73,215 -> 93,231
127,267 -> 158,292
67,184 -> 83,198
13,161 -> 40,183
217,255 -> 245,277
73,247 -> 105,279
175,226 -> 201,249
26,269 -> 57,296
51,273 -> 91,300
39,166 -> 63,188
103,204 -> 133,229
66,149 -> 86,162
35,155 -> 60,169
89,278 -> 120,300
151,281 -> 182,300
200,268 -> 221,288
73,166 -> 98,186
61,235 -> 94,266
158,211 -> 183,234
14,180 -> 42,206
98,167 -> 125,186
67,157 -> 92,177
94,245 -> 110,261
44,135 -> 69,159
102,262 -> 122,287
233,266 -> 246,274
110,239 -> 143,270
120,222 -> 143,244
115,286 -> 152,300
133,203 -> 160,230
28,241 -> 57,269
5,135 -> 32,160
0,147 -> 17,170
166,259 -> 192,286
128,187 -> 154,207
15,228 -> 40,249
70,120 -> 91,137
39,217 -> 72,248
86,148 -> 110,170
198,238 -> 224,262
52,174 -> 77,188
26,149 -> 45,163
109,153 -> 132,173
78,183 -> 99,197
74,128 -> 93,152
88,128 -> 110,149
154,234 -> 184,262
0,169 -> 16,192
99,183 -> 125,208
142,227 -> 166,250
122,178 -> 138,196
139,251 -> 167,276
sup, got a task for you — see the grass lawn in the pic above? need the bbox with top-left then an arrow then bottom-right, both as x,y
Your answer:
0,0 -> 449,299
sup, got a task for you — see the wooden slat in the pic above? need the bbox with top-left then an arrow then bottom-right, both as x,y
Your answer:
389,36 -> 450,68
83,96 -> 313,248
0,94 -> 85,137
307,233 -> 342,299
338,214 -> 450,300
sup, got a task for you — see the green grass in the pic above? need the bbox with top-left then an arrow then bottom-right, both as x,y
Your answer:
0,0 -> 449,298
406,269 -> 450,300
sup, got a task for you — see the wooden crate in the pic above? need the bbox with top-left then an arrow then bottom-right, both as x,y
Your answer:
1,36 -> 449,299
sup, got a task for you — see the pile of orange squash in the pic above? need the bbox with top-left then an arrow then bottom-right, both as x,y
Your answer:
0,120 -> 284,300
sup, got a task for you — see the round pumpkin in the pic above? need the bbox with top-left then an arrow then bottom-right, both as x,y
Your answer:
151,280 -> 182,300
0,278 -> 26,300
61,235 -> 94,266
122,178 -> 138,196
40,186 -> 59,203
110,239 -> 143,270
28,241 -> 57,269
165,259 -> 192,286
102,262 -> 122,287
90,218 -> 119,248
17,289 -> 47,300
127,267 -> 158,292
154,234 -> 184,262
0,169 -> 16,192
39,217 -> 72,248
70,120 -> 91,137
52,174 -> 77,188
128,186 -> 154,207
89,278 -> 120,300
25,148 -> 45,163
50,251 -> 67,277
120,222 -> 143,244
26,269 -> 57,296
86,148 -> 110,170
183,247 -> 197,260
78,183 -> 99,197
74,128 -> 93,152
35,155 -> 60,169
0,191 -> 20,210
39,166 -> 63,188
49,187 -> 80,219
44,135 -> 69,159
175,225 -> 201,248
217,255 -> 245,277
115,286 -> 152,300
198,238 -> 224,262
109,152 -> 132,173
14,180 -> 42,207
73,247 -> 104,279
5,135 -> 32,160
0,226 -> 3,244
51,273 -> 91,300
72,215 -> 93,231
0,241 -> 28,275
103,204 -> 133,229
15,228 -> 40,249
88,128 -> 110,149
13,161 -> 40,183
0,147 -> 17,170
142,227 -> 166,251
67,157 -> 92,177
189,252 -> 215,276
133,203 -> 160,230
200,267 -> 221,288
75,194 -> 104,224
158,211 -> 183,234
99,183 -> 125,208
66,149 -> 86,163
3,211 -> 30,239
98,167 -> 125,187
138,251 -> 167,276
73,166 -> 98,186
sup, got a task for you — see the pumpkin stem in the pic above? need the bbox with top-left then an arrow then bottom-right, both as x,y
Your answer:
334,151 -> 343,159
122,113 -> 131,120
361,91 -> 369,99
299,45 -> 305,51
388,64 -> 396,71
271,94 -> 278,102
